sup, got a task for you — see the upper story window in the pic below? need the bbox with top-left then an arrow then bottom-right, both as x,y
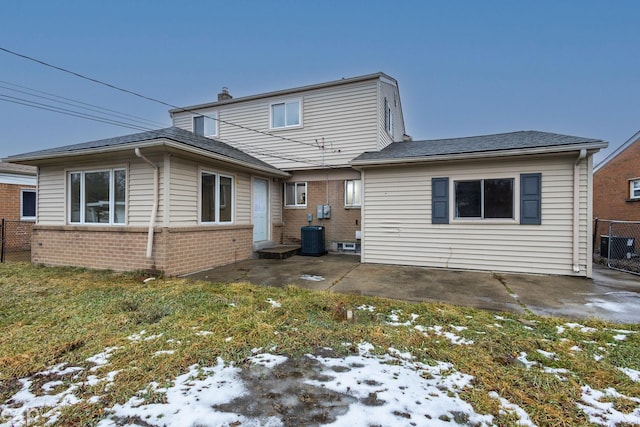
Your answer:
69,168 -> 126,225
631,179 -> 640,200
200,171 -> 234,223
20,189 -> 36,221
384,97 -> 393,136
345,179 -> 362,207
193,111 -> 218,138
284,182 -> 306,207
455,178 -> 514,219
271,99 -> 301,129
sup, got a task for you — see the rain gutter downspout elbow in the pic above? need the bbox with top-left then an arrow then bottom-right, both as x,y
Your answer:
135,148 -> 159,259
573,149 -> 587,273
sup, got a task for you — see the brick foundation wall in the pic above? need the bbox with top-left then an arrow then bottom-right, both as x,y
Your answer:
282,180 -> 361,250
164,225 -> 253,276
594,138 -> 640,221
32,225 -> 254,276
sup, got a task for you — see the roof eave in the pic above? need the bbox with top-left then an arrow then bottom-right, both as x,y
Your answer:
351,142 -> 608,168
4,140 -> 290,178
169,72 -> 393,115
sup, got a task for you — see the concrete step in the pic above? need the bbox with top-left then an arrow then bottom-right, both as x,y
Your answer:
256,245 -> 301,260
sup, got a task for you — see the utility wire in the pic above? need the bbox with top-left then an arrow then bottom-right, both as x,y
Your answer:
0,80 -> 167,128
0,46 -> 318,148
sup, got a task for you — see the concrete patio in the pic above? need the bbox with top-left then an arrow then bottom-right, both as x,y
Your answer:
187,254 -> 640,324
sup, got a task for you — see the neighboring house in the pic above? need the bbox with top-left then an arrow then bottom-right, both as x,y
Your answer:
351,131 -> 607,277
0,161 -> 37,221
4,128 -> 289,276
593,130 -> 640,221
169,72 -> 405,251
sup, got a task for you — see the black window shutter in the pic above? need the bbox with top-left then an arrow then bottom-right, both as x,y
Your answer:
520,173 -> 542,225
432,177 -> 449,224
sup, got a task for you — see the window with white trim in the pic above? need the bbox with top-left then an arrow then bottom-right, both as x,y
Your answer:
68,168 -> 126,225
200,171 -> 234,223
284,182 -> 306,207
454,178 -> 514,219
193,111 -> 217,138
631,179 -> 640,200
271,99 -> 301,128
20,189 -> 36,221
344,179 -> 362,207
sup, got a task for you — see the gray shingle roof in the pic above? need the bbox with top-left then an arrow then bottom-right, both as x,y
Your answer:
4,127 -> 285,175
352,131 -> 607,164
0,161 -> 37,175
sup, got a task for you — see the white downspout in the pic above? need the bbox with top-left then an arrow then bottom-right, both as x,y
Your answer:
573,149 -> 587,273
135,148 -> 159,259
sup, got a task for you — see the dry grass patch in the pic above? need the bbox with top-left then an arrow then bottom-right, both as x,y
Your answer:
1,263 -> 639,426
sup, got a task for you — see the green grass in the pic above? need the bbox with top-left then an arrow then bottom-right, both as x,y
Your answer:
1,262 -> 639,426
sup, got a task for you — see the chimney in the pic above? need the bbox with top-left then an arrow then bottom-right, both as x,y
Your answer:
218,87 -> 232,101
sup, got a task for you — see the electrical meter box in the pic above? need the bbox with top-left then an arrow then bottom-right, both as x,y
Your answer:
317,204 -> 331,219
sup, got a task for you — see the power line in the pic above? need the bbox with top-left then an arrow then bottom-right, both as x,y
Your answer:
0,80 -> 167,128
0,46 -> 319,148
0,93 -> 325,166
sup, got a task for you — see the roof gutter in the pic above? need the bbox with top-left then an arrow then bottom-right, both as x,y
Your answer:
350,142 -> 608,169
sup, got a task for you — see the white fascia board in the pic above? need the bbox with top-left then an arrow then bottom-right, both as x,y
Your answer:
350,142 -> 608,168
0,173 -> 37,185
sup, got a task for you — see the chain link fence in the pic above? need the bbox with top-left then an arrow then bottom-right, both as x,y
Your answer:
0,218 -> 33,263
593,219 -> 640,275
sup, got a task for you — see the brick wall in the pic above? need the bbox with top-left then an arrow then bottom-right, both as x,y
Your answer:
0,183 -> 35,220
31,225 -> 254,276
282,179 -> 361,250
594,138 -> 640,221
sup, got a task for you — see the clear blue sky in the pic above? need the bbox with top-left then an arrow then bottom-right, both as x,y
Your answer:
1,0 -> 638,163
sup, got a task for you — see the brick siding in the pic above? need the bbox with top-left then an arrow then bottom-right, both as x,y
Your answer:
282,179 -> 361,250
594,138 -> 640,221
32,225 -> 254,276
0,183 -> 35,220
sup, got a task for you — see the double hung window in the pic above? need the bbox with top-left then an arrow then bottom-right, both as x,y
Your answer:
284,182 -> 306,207
454,178 -> 514,219
20,189 -> 36,221
201,171 -> 234,223
271,100 -> 301,128
344,179 -> 362,207
69,169 -> 126,225
631,179 -> 640,200
193,111 -> 217,138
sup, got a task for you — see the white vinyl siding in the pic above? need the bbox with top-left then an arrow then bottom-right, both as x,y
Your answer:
37,166 -> 66,225
128,156 -> 164,227
173,80 -> 380,170
361,155 -> 590,276
378,80 -> 404,150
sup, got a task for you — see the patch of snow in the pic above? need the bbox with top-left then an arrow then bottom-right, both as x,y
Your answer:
577,385 -> 640,426
619,367 -> 640,383
415,325 -> 474,345
536,350 -> 557,359
450,325 -> 468,332
225,337 -> 233,342
127,330 -> 146,341
494,315 -> 506,320
266,298 -> 281,308
248,353 -> 288,369
143,333 -> 163,341
356,305 -> 376,312
195,330 -> 213,336
488,391 -> 536,426
388,347 -> 414,360
570,346 -> 582,352
228,302 -> 237,307
556,326 -> 566,334
594,354 -> 604,362
564,323 -> 598,333
300,274 -> 324,282
517,352 -> 537,370
86,346 -> 120,369
543,367 -> 569,381
613,334 -> 627,341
